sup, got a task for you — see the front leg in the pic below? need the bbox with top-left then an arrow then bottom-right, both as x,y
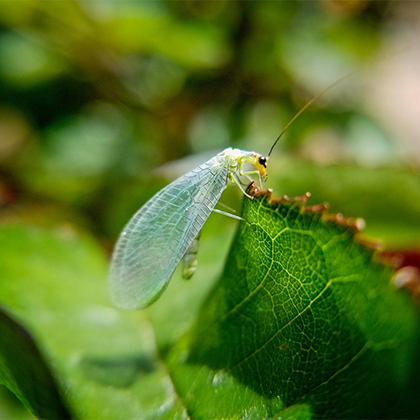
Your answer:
229,172 -> 254,199
239,162 -> 264,189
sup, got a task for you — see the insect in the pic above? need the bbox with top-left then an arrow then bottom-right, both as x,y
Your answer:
109,75 -> 350,310
109,148 -> 268,309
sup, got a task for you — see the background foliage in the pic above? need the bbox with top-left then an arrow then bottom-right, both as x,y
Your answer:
0,1 -> 419,418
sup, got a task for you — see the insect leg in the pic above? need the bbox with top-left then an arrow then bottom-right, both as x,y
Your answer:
238,161 -> 263,188
229,172 -> 254,199
212,208 -> 244,221
212,208 -> 255,230
216,201 -> 237,214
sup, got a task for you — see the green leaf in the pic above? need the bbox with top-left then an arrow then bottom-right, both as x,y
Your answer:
103,7 -> 230,68
0,307 -> 71,419
168,191 -> 420,419
0,386 -> 33,420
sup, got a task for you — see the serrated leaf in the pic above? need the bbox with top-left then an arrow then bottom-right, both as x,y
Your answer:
165,191 -> 420,419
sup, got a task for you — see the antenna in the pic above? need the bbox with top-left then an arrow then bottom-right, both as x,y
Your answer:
267,72 -> 355,158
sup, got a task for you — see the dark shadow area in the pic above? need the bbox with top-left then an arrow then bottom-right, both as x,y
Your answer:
80,354 -> 157,388
0,307 -> 72,419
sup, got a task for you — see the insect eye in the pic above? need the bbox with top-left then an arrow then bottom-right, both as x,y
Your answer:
258,156 -> 267,168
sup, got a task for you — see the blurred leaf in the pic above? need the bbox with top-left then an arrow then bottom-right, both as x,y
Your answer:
103,11 -> 230,68
278,2 -> 380,89
0,32 -> 65,87
0,386 -> 33,420
0,224 -> 185,419
0,307 -> 70,419
124,54 -> 187,107
18,103 -> 141,205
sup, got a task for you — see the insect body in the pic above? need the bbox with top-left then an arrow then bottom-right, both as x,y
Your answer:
109,148 -> 268,309
182,230 -> 201,280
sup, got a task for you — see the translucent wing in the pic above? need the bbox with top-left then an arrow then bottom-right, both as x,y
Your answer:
110,158 -> 228,309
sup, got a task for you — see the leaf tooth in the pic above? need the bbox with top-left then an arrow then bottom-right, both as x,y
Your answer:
356,236 -> 383,251
303,202 -> 329,213
322,212 -> 366,232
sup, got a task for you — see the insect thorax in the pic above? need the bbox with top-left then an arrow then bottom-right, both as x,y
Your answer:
215,148 -> 256,173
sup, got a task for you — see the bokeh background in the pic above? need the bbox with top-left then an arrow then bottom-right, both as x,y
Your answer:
1,1 -> 420,244
1,1 -> 420,417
